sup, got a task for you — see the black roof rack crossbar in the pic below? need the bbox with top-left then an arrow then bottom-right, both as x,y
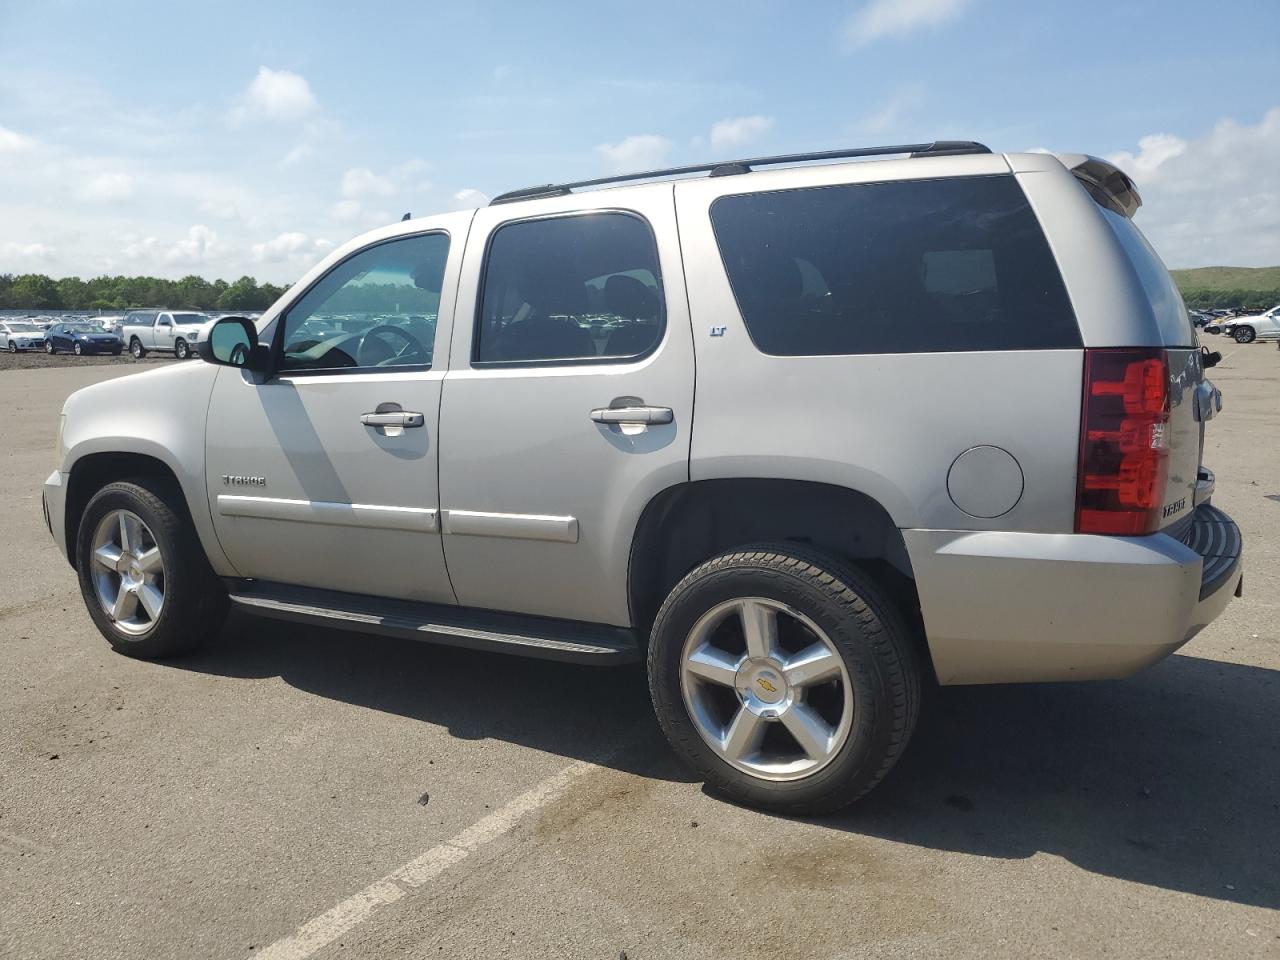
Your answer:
489,140 -> 990,205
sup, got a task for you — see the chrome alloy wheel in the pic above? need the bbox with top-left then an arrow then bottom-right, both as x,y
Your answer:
679,597 -> 854,781
90,509 -> 165,636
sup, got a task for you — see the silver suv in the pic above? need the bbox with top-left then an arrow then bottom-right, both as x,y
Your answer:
42,142 -> 1242,813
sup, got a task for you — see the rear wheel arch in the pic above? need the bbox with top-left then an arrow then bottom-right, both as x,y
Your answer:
627,479 -> 924,657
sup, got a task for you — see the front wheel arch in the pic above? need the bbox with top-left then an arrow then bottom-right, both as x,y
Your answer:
64,453 -> 194,573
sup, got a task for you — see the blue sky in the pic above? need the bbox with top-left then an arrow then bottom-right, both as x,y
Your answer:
1,0 -> 1277,282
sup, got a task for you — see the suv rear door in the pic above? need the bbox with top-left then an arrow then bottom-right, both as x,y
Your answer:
437,185 -> 693,626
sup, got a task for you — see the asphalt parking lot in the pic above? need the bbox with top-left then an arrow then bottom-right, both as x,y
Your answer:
1,348 -> 1277,960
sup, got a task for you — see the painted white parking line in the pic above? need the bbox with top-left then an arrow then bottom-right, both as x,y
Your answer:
251,756 -> 610,960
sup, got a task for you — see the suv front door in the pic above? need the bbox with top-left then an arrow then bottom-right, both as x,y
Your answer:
204,214 -> 470,603
438,186 -> 693,626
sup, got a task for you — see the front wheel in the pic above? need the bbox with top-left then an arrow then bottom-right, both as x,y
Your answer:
1234,326 -> 1256,344
174,338 -> 189,359
73,342 -> 84,356
7,341 -> 16,353
647,545 -> 921,815
75,479 -> 228,658
130,338 -> 146,359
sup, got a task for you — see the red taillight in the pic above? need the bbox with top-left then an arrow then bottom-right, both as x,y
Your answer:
1076,348 -> 1171,535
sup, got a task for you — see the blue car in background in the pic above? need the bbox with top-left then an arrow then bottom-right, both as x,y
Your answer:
45,322 -> 124,356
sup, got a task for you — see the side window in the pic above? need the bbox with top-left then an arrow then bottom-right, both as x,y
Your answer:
475,212 -> 664,365
709,176 -> 1080,356
279,232 -> 449,373
157,314 -> 171,327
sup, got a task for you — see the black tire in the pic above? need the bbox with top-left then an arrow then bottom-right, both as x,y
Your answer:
73,341 -> 84,356
74,478 -> 228,658
1233,325 -> 1256,344
46,341 -> 56,355
7,341 -> 16,353
647,544 -> 921,815
130,338 -> 146,359
174,338 -> 188,359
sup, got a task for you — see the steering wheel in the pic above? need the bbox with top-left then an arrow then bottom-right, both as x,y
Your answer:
356,324 -> 428,367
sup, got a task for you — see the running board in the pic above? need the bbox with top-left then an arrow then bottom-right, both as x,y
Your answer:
226,581 -> 640,665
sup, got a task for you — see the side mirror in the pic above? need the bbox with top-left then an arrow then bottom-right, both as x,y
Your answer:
198,316 -> 268,372
1201,345 -> 1221,369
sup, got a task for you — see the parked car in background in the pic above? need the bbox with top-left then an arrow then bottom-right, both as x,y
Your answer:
1220,304 -> 1280,343
44,322 -> 123,356
1187,309 -> 1213,327
95,315 -> 128,335
0,320 -> 48,353
121,310 -> 209,359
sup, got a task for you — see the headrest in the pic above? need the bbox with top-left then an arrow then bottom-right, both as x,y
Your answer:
604,274 -> 659,320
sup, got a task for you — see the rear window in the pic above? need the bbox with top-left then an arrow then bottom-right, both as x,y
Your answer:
1098,207 -> 1194,346
709,175 -> 1080,355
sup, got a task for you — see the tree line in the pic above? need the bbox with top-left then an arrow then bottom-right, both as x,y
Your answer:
0,273 -> 289,312
1178,288 -> 1280,311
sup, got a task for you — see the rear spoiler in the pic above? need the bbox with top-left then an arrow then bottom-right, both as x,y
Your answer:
1055,153 -> 1143,219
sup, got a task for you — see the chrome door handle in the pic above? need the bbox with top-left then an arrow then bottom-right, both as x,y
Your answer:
360,411 -> 425,428
589,405 -> 673,425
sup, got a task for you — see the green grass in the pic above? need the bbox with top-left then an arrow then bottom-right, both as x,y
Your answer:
1170,266 -> 1280,292
1168,266 -> 1280,310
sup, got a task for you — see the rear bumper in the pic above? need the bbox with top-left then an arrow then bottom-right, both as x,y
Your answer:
906,503 -> 1243,685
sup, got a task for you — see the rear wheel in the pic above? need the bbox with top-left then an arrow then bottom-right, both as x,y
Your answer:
1233,325 -> 1256,344
75,479 -> 228,658
174,338 -> 189,359
46,340 -> 56,355
647,545 -> 921,814
130,338 -> 146,359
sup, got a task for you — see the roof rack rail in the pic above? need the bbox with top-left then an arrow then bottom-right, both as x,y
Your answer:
489,141 -> 990,205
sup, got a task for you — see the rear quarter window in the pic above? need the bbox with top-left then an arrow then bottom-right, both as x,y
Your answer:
709,175 -> 1080,355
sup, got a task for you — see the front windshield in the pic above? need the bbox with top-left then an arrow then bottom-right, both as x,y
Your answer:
6,322 -> 41,332
68,324 -> 108,333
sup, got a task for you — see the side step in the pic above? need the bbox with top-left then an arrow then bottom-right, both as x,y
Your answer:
226,581 -> 641,665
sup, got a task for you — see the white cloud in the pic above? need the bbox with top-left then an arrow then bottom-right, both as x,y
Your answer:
330,199 -> 364,221
77,172 -> 135,202
0,241 -> 55,261
167,225 -> 221,265
123,225 -> 221,267
251,231 -> 309,262
709,115 -> 774,151
232,67 -> 318,123
1107,107 -> 1280,267
596,134 -> 673,173
0,124 -> 37,155
1108,132 -> 1188,180
341,167 -> 396,199
197,198 -> 243,220
858,86 -> 925,134
451,188 -> 489,210
844,0 -> 972,48
281,143 -> 313,166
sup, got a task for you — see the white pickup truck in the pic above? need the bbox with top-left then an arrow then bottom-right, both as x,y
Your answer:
121,310 -> 209,359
